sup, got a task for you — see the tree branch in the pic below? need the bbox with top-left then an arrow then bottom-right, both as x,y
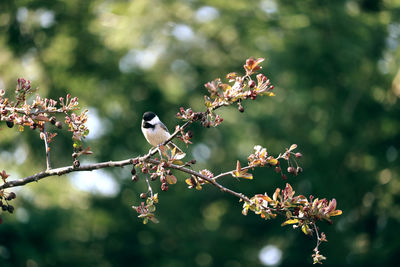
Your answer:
0,154 -> 251,204
0,121 -> 192,190
0,158 -> 133,190
0,119 -> 252,206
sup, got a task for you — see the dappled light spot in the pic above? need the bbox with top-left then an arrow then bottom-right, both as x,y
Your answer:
69,169 -> 119,197
259,245 -> 282,266
195,6 -> 219,23
192,143 -> 211,163
172,24 -> 195,42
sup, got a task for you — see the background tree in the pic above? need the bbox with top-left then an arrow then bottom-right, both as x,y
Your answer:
0,0 -> 399,266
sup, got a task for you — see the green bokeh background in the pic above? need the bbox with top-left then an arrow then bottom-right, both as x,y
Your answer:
0,0 -> 399,266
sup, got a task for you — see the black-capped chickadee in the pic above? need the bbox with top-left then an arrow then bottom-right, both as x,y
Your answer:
141,111 -> 186,160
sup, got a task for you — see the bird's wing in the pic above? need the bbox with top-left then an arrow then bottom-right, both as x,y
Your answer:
160,121 -> 170,134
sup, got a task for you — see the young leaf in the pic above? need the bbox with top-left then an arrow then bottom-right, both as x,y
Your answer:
149,216 -> 159,224
328,210 -> 343,217
185,178 -> 194,186
166,175 -> 177,185
195,184 -> 203,190
273,188 -> 281,201
281,219 -> 299,226
259,195 -> 273,202
171,147 -> 176,158
301,224 -> 311,235
232,161 -> 253,179
267,157 -> 278,165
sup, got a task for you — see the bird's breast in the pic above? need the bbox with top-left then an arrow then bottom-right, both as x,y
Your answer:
142,125 -> 171,147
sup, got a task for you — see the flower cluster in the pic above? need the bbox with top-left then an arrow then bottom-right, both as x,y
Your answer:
131,156 -> 197,223
244,184 -> 342,225
66,110 -> 90,146
176,107 -> 203,122
242,183 -> 342,264
15,78 -> 34,104
185,169 -> 214,190
177,58 -> 274,129
176,106 -> 223,128
175,125 -> 193,145
295,195 -> 343,224
1,78 -> 90,159
132,194 -> 159,224
312,250 -> 327,264
132,159 -> 178,192
275,144 -> 303,178
203,57 -> 275,112
201,111 -> 223,128
246,144 -> 304,180
248,145 -> 279,167
241,194 -> 277,219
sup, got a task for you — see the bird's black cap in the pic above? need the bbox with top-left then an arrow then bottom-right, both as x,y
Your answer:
143,111 -> 156,121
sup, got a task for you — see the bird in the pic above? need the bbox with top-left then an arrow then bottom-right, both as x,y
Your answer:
141,111 -> 186,160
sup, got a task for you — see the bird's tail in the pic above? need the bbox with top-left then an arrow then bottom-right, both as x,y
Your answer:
167,142 -> 186,160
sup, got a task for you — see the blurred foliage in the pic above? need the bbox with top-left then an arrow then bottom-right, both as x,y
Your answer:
0,0 -> 399,266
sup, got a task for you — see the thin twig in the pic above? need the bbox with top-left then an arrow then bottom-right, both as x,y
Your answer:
42,124 -> 51,170
145,176 -> 153,197
312,222 -> 322,252
212,165 -> 254,181
4,106 -> 75,116
146,158 -> 250,202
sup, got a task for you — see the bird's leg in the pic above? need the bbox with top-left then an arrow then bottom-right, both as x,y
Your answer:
148,145 -> 165,160
156,144 -> 164,160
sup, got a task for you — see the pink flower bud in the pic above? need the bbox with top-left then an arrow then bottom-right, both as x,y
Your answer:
249,80 -> 256,88
161,183 -> 169,191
